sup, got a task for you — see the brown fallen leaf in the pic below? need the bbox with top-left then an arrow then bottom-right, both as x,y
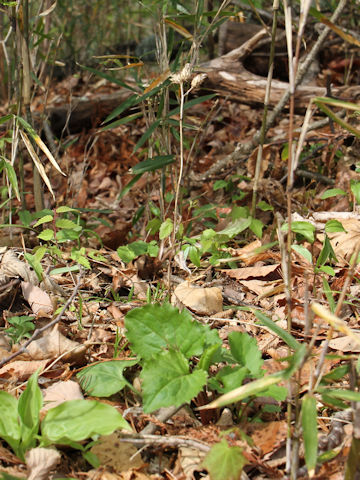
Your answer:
0,360 -> 48,381
21,282 -> 53,316
42,380 -> 84,412
222,263 -> 281,280
26,447 -> 61,480
172,281 -> 223,315
23,325 -> 87,363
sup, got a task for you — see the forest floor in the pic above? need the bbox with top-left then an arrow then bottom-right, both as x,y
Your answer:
0,22 -> 360,480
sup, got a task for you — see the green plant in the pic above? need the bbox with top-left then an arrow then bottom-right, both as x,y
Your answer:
5,316 -> 35,345
0,371 -> 131,462
77,303 -> 287,413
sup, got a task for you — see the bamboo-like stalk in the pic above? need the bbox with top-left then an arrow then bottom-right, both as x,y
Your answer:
251,0 -> 279,218
18,0 -> 44,211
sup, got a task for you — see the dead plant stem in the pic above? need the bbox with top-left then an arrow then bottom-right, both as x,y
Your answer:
251,0 -> 279,218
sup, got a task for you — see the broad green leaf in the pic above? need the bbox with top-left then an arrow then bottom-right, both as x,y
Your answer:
42,400 -> 131,443
228,331 -> 263,376
77,360 -> 138,397
33,214 -> 53,227
281,221 -> 315,244
146,218 -> 161,235
18,210 -> 32,227
141,349 -> 207,412
320,188 -> 346,199
18,371 -> 42,453
197,344 -> 221,372
321,365 -> 349,384
292,244 -> 312,264
351,181 -> 360,205
260,384 -> 287,401
56,206 -> 76,213
316,234 -> 337,266
211,365 -> 248,394
257,201 -> 274,211
37,229 -> 55,241
302,394 -> 318,477
147,241 -> 159,257
0,391 -> 20,455
125,303 -> 218,360
218,218 -> 251,237
318,265 -> 335,276
70,252 -> 91,269
130,155 -> 175,175
325,220 -> 345,234
56,229 -> 81,242
254,310 -> 301,351
322,389 -> 360,403
117,245 -> 137,263
201,372 -> 284,409
55,218 -> 78,229
202,439 -> 247,480
159,218 -> 173,240
249,217 -> 263,238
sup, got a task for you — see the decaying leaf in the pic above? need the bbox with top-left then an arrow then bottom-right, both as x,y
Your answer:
42,380 -> 84,412
24,325 -> 87,363
0,250 -> 38,284
26,447 -> 61,480
173,281 -> 223,315
0,360 -> 48,381
90,433 -> 143,470
21,282 -> 53,316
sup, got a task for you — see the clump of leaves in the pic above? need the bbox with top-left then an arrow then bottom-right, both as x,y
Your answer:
78,304 -> 287,412
5,316 -> 35,345
0,371 -> 131,462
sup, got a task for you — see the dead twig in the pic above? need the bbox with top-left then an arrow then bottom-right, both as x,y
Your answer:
118,432 -> 211,453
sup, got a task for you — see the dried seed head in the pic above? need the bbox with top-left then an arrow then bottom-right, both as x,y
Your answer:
171,63 -> 192,84
191,73 -> 207,90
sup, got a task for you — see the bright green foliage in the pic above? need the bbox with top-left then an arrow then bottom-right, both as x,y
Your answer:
208,365 -> 249,394
228,331 -> 263,376
41,400 -> 131,444
77,359 -> 138,397
117,240 -> 159,263
281,221 -> 316,243
352,180 -> 360,204
5,316 -> 35,345
0,372 -> 130,460
0,391 -> 21,456
141,349 -> 208,412
18,371 -> 42,455
202,439 -> 247,480
301,394 -> 318,476
159,218 -> 174,240
125,303 -> 219,360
